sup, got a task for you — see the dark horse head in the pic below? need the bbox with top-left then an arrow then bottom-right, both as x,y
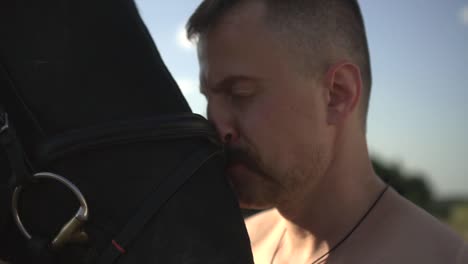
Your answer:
0,0 -> 253,263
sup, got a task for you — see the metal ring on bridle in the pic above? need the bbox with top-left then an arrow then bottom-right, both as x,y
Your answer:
11,172 -> 89,248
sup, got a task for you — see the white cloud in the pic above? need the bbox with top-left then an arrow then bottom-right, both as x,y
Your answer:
176,78 -> 199,96
460,6 -> 468,26
176,26 -> 195,50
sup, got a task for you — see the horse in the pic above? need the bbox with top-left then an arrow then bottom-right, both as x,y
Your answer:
0,0 -> 254,263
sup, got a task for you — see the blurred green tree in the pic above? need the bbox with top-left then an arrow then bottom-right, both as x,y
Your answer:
371,158 -> 433,212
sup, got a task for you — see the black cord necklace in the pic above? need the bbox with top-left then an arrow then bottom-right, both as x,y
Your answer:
270,184 -> 389,264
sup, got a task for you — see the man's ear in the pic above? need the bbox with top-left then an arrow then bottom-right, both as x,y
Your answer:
323,62 -> 362,125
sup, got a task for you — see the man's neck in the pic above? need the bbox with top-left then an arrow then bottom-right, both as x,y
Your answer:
273,136 -> 386,262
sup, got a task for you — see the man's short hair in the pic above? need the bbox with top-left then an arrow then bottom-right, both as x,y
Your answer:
187,0 -> 372,128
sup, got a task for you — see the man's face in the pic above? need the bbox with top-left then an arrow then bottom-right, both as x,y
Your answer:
198,2 -> 333,209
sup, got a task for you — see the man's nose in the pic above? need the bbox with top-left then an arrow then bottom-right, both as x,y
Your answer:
207,105 -> 239,145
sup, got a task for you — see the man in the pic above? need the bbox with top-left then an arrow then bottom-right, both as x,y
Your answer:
186,0 -> 468,263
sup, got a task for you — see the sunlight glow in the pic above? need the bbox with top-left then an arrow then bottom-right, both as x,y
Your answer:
176,26 -> 195,50
460,6 -> 468,26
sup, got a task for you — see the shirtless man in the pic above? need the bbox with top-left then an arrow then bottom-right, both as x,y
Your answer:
186,0 -> 468,263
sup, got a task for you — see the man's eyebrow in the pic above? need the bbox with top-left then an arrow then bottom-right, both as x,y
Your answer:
199,75 -> 259,95
212,75 -> 258,92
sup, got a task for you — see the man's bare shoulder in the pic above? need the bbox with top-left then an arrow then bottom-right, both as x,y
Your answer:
389,190 -> 463,242
362,188 -> 468,263
456,242 -> 468,264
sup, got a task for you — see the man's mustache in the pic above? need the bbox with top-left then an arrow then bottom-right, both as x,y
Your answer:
226,146 -> 264,175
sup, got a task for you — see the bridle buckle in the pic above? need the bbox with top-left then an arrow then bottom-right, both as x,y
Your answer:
12,172 -> 89,249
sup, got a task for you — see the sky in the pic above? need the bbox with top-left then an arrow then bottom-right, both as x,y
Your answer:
133,0 -> 468,198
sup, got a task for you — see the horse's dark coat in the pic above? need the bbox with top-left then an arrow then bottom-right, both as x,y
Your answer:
0,0 -> 254,263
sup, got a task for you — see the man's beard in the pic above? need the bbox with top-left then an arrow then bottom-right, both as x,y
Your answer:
224,142 -> 330,210
225,145 -> 279,209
